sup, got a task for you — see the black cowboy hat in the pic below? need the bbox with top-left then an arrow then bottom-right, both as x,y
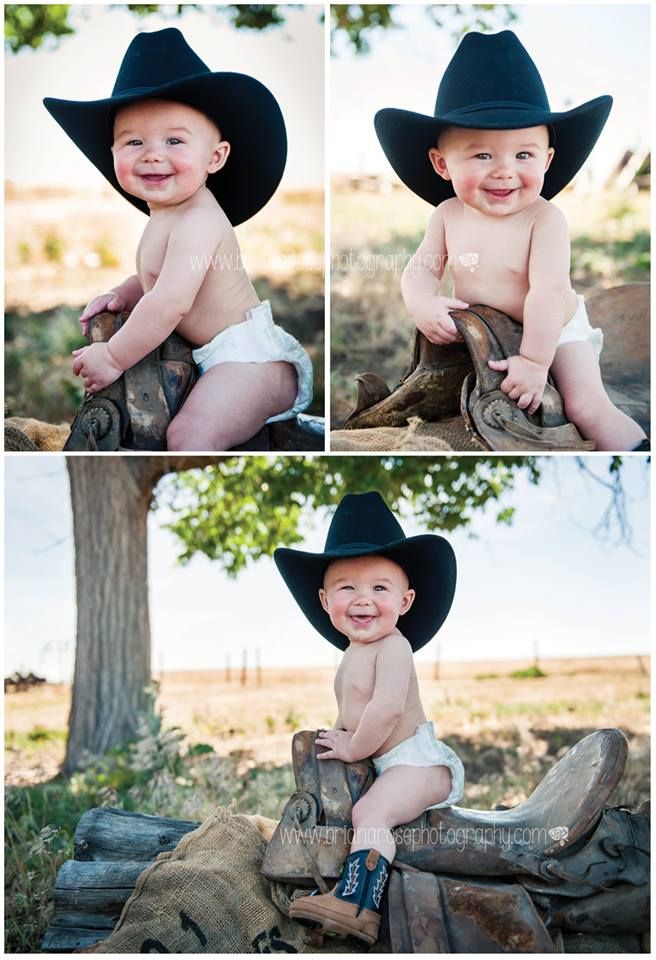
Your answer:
375,30 -> 612,206
43,28 -> 287,226
274,491 -> 456,652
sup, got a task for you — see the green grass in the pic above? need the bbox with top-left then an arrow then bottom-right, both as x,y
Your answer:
510,665 -> 547,679
4,694 -> 297,954
495,699 -> 605,719
5,276 -> 325,425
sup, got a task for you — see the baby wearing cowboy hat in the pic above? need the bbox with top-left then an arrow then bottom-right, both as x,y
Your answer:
375,31 -> 647,452
44,28 -> 313,451
274,491 -> 464,944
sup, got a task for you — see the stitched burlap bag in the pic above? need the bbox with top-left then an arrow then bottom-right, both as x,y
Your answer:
330,416 -> 478,452
92,810 -> 361,953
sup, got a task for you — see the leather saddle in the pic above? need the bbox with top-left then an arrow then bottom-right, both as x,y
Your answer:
450,305 -> 595,451
263,728 -> 646,895
64,311 -> 325,452
64,311 -> 197,451
341,305 -> 595,451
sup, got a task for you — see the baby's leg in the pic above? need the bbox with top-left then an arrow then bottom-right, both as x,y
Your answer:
166,360 -> 298,451
551,342 -> 647,451
350,764 -> 452,862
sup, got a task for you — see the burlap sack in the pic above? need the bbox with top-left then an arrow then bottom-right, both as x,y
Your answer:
92,810 -> 363,954
330,416 -> 480,452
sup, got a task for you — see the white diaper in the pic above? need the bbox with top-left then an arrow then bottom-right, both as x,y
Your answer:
556,294 -> 603,356
191,300 -> 313,424
372,722 -> 465,810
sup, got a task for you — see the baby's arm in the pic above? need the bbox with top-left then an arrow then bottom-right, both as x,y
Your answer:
107,211 -> 221,370
316,633 -> 411,762
79,275 -> 144,336
489,204 -> 572,414
72,211 -> 221,392
402,204 -> 468,345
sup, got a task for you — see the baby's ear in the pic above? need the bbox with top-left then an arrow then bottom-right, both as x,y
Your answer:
428,148 -> 451,181
319,588 -> 329,612
543,146 -> 555,173
209,140 -> 231,174
401,588 -> 416,614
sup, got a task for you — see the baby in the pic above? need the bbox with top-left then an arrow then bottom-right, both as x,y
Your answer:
274,491 -> 463,944
375,31 -> 647,452
44,28 -> 313,451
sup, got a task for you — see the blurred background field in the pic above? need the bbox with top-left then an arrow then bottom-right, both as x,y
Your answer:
330,183 -> 650,426
5,184 -> 325,425
5,655 -> 649,950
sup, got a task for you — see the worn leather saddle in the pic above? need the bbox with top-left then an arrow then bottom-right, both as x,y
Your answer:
64,311 -> 197,451
263,728 -> 649,947
64,311 -> 325,452
450,305 -> 595,451
343,305 -> 593,451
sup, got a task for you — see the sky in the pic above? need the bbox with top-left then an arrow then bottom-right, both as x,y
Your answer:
4,4 -> 324,190
4,455 -> 650,683
331,3 -> 651,182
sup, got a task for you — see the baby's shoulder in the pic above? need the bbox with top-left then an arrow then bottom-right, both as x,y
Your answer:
434,197 -> 462,224
177,187 -> 232,233
530,196 -> 568,228
378,630 -> 413,657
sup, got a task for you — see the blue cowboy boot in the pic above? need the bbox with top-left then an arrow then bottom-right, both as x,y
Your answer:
289,848 -> 391,945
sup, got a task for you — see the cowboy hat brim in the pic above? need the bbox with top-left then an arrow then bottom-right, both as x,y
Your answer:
44,71 -> 287,226
375,95 -> 612,205
274,534 -> 456,652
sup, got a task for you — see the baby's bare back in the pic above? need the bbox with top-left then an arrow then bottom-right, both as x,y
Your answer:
136,187 -> 259,346
335,638 -> 427,757
443,197 -> 577,322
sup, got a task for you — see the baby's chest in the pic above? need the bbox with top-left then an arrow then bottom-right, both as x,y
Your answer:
335,659 -> 376,703
446,222 -> 530,283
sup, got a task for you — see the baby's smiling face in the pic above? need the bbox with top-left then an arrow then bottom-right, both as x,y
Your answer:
319,554 -> 415,645
428,125 -> 554,217
111,99 -> 229,210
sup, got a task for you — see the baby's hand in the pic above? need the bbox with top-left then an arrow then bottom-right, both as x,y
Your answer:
412,297 -> 469,345
315,728 -> 354,763
72,342 -> 124,393
488,354 -> 549,415
79,293 -> 126,337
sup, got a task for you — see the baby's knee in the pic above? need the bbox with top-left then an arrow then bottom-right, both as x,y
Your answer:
563,388 -> 609,429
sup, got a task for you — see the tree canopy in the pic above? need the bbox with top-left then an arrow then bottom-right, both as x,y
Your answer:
163,455 -> 539,574
5,3 -> 517,55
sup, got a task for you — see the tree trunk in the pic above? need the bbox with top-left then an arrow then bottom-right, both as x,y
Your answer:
64,456 -> 218,773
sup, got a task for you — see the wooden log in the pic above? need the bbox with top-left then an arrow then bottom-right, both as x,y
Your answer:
43,809 -> 201,952
52,860 -> 149,911
73,807 -> 198,862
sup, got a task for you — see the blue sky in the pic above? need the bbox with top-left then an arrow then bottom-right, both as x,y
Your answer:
4,456 -> 650,682
331,3 -> 650,180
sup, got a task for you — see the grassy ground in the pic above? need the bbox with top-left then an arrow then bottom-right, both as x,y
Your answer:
330,184 -> 650,426
4,184 -> 324,424
5,657 -> 650,952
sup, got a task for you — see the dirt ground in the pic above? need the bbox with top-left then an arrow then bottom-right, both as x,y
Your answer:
5,656 -> 650,788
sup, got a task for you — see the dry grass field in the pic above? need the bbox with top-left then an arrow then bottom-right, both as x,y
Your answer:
6,656 -> 650,807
